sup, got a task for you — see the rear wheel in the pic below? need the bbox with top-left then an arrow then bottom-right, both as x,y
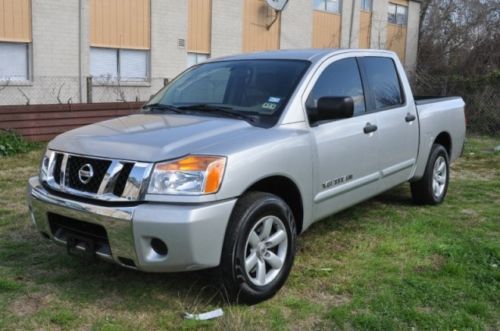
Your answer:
219,192 -> 296,304
411,144 -> 450,204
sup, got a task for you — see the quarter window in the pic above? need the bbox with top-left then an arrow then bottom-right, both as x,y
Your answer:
388,3 -> 408,25
90,47 -> 149,82
307,58 -> 366,117
314,0 -> 342,13
0,42 -> 29,81
360,57 -> 404,110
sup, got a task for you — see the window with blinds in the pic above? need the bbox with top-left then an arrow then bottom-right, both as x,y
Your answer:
90,48 -> 149,82
0,42 -> 29,81
89,0 -> 150,82
0,0 -> 31,82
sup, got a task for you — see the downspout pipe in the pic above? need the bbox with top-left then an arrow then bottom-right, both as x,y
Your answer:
78,0 -> 82,103
348,0 -> 356,47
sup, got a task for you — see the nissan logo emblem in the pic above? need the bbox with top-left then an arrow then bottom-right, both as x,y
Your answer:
78,164 -> 94,184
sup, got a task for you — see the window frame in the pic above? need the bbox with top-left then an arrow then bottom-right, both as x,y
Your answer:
314,0 -> 342,14
357,56 -> 407,113
304,56 -> 369,126
388,2 -> 408,26
0,41 -> 32,84
90,47 -> 151,83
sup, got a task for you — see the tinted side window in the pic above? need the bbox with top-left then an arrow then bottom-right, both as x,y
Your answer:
360,57 -> 404,109
307,58 -> 366,116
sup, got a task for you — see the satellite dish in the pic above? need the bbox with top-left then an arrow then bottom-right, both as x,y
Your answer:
266,0 -> 288,11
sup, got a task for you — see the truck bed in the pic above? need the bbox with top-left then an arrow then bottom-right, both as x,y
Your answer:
412,96 -> 466,180
414,96 -> 463,106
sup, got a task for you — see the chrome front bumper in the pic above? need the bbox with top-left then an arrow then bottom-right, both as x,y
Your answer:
27,176 -> 236,272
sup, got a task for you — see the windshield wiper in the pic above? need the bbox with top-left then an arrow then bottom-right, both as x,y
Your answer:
176,104 -> 256,122
142,103 -> 184,114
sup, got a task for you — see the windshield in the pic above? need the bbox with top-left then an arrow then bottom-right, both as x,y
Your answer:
145,59 -> 310,127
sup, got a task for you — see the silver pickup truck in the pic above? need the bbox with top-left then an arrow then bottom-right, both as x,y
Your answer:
28,49 -> 465,303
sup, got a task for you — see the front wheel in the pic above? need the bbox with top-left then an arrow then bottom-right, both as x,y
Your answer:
219,192 -> 296,304
411,144 -> 450,204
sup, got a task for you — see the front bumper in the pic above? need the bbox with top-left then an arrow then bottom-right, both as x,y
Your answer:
27,176 -> 236,272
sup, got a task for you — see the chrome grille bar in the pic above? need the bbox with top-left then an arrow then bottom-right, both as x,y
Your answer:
59,153 -> 69,190
44,151 -> 152,202
97,161 -> 124,195
122,162 -> 153,201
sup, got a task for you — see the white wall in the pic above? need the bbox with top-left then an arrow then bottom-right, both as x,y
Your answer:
280,0 -> 313,49
211,0 -> 243,58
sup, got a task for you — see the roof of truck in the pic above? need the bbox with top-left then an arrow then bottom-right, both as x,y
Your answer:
211,48 -> 395,64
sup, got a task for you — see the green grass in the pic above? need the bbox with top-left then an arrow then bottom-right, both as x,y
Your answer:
0,136 -> 499,330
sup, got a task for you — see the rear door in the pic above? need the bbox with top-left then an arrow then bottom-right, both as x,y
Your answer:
358,56 -> 419,189
305,56 -> 381,221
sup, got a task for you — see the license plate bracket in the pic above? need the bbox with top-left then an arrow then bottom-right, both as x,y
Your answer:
66,233 -> 96,261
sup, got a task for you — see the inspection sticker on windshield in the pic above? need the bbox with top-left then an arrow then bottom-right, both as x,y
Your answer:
262,102 -> 277,112
268,97 -> 281,103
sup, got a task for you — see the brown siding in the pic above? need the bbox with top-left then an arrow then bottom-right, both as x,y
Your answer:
312,10 -> 341,48
387,24 -> 407,62
359,10 -> 371,49
0,102 -> 143,141
188,0 -> 212,54
90,0 -> 150,49
242,0 -> 280,53
0,0 -> 31,42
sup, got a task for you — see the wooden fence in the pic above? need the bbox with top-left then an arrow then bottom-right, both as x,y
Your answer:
0,102 -> 143,141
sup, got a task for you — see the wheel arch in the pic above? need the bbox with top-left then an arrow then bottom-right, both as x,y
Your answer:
242,175 -> 304,235
434,131 -> 452,157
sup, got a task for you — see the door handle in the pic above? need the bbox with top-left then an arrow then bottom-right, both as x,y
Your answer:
363,123 -> 378,134
405,113 -> 416,122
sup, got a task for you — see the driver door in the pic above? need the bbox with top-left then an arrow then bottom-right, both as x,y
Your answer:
306,56 -> 381,221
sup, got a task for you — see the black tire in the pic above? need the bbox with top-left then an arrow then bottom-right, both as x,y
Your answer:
219,191 -> 296,304
411,144 -> 450,205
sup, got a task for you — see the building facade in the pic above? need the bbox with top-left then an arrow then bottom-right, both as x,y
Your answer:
0,0 -> 421,105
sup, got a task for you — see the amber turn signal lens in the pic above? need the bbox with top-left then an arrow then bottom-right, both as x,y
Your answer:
204,158 -> 226,193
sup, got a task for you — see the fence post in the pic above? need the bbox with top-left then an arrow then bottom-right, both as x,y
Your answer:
86,76 -> 93,103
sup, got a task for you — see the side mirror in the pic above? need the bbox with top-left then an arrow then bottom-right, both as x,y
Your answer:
308,96 -> 354,123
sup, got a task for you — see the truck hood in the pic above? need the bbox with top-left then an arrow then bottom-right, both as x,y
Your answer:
49,114 -> 255,162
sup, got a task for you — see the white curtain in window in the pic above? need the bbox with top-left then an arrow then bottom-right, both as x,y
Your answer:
388,4 -> 397,24
361,0 -> 372,11
325,0 -> 340,13
187,53 -> 209,67
396,5 -> 408,25
120,49 -> 148,81
0,43 -> 28,81
90,48 -> 118,80
313,0 -> 324,10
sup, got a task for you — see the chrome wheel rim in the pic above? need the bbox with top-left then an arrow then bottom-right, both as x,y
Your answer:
243,216 -> 288,287
432,156 -> 447,199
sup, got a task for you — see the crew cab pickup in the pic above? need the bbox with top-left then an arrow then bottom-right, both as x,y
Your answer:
27,49 -> 466,303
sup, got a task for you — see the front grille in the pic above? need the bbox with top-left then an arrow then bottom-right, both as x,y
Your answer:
44,151 -> 152,202
66,156 -> 111,193
53,153 -> 64,184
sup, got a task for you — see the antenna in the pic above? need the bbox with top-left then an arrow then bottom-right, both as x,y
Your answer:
265,0 -> 288,30
266,0 -> 288,11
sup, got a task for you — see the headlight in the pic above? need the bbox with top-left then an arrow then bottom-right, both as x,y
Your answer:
39,149 -> 54,183
148,155 -> 226,195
